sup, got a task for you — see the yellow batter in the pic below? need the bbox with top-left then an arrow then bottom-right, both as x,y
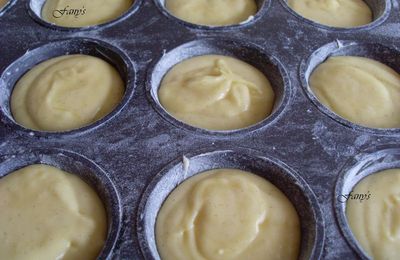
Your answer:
42,0 -> 133,27
0,164 -> 107,260
309,56 -> 400,129
165,0 -> 257,26
347,169 -> 400,260
0,0 -> 8,9
156,169 -> 301,260
158,55 -> 275,130
287,0 -> 372,28
11,54 -> 125,132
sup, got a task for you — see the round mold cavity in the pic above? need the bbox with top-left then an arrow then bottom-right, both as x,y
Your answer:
0,148 -> 122,259
279,0 -> 391,31
137,148 -> 324,260
28,0 -> 143,31
300,40 -> 400,135
334,145 -> 400,259
153,0 -> 269,30
147,38 -> 291,136
0,0 -> 17,16
0,37 -> 135,137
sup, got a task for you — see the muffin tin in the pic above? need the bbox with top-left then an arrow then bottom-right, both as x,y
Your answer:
0,0 -> 399,259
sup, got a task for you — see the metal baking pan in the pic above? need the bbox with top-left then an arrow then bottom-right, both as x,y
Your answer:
0,0 -> 399,259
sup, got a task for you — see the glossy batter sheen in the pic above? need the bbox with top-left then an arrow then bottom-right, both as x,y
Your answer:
287,0 -> 372,28
309,56 -> 400,129
156,169 -> 301,260
158,55 -> 275,130
347,169 -> 400,260
42,0 -> 133,27
165,0 -> 257,26
11,54 -> 125,132
0,164 -> 107,260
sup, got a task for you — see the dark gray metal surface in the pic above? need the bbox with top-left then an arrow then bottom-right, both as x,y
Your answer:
0,0 -> 399,259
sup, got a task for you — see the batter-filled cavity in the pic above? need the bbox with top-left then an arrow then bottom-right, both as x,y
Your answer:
347,169 -> 400,260
0,164 -> 107,260
156,169 -> 301,260
42,0 -> 133,27
158,55 -> 275,131
164,0 -> 257,26
287,0 -> 372,28
309,56 -> 400,129
11,54 -> 125,132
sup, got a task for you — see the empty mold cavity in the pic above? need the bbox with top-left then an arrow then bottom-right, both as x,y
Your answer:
335,146 -> 400,259
280,0 -> 391,31
0,148 -> 122,259
300,40 -> 400,135
28,0 -> 143,30
138,148 -> 324,260
147,38 -> 291,136
0,37 -> 135,136
153,0 -> 269,30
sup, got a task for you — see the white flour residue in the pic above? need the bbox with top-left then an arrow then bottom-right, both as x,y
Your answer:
182,155 -> 190,179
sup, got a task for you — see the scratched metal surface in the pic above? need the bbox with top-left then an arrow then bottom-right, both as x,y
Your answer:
0,0 -> 399,259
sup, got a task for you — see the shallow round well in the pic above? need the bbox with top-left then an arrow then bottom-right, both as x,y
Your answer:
28,0 -> 143,31
300,40 -> 400,135
0,148 -> 122,259
147,38 -> 291,136
0,37 -> 135,137
335,145 -> 400,259
153,0 -> 269,30
280,0 -> 391,31
137,148 -> 324,260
